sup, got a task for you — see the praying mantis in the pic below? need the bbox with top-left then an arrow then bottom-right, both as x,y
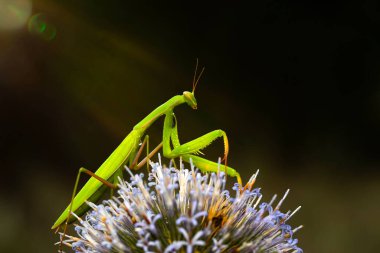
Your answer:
52,63 -> 242,251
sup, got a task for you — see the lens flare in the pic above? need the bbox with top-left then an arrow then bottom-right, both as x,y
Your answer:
27,13 -> 56,41
0,0 -> 32,30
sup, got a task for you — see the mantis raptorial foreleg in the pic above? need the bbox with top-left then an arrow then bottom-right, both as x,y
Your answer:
163,111 -> 228,161
162,111 -> 242,185
170,130 -> 229,160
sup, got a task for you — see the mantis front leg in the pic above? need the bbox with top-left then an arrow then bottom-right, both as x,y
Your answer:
162,111 -> 242,185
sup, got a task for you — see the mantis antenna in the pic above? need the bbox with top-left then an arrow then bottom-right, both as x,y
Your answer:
192,58 -> 205,94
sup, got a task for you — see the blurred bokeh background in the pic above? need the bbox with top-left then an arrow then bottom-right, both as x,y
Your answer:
1,1 -> 379,252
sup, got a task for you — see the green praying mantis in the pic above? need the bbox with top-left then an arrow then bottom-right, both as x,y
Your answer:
52,63 -> 242,251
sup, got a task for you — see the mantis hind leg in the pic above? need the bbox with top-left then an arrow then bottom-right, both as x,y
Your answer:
59,136 -> 162,252
59,167 -> 118,252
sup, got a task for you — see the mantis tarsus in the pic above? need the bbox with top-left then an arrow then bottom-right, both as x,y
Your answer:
52,64 -> 242,251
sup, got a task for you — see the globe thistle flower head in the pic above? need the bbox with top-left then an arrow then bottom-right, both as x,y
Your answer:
61,157 -> 302,253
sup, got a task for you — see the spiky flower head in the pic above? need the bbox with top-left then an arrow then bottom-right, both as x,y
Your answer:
61,157 -> 302,253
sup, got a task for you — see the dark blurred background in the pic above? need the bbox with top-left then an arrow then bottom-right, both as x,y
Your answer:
1,1 -> 379,252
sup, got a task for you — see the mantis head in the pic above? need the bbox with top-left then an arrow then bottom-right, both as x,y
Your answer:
183,59 -> 204,110
183,91 -> 197,109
